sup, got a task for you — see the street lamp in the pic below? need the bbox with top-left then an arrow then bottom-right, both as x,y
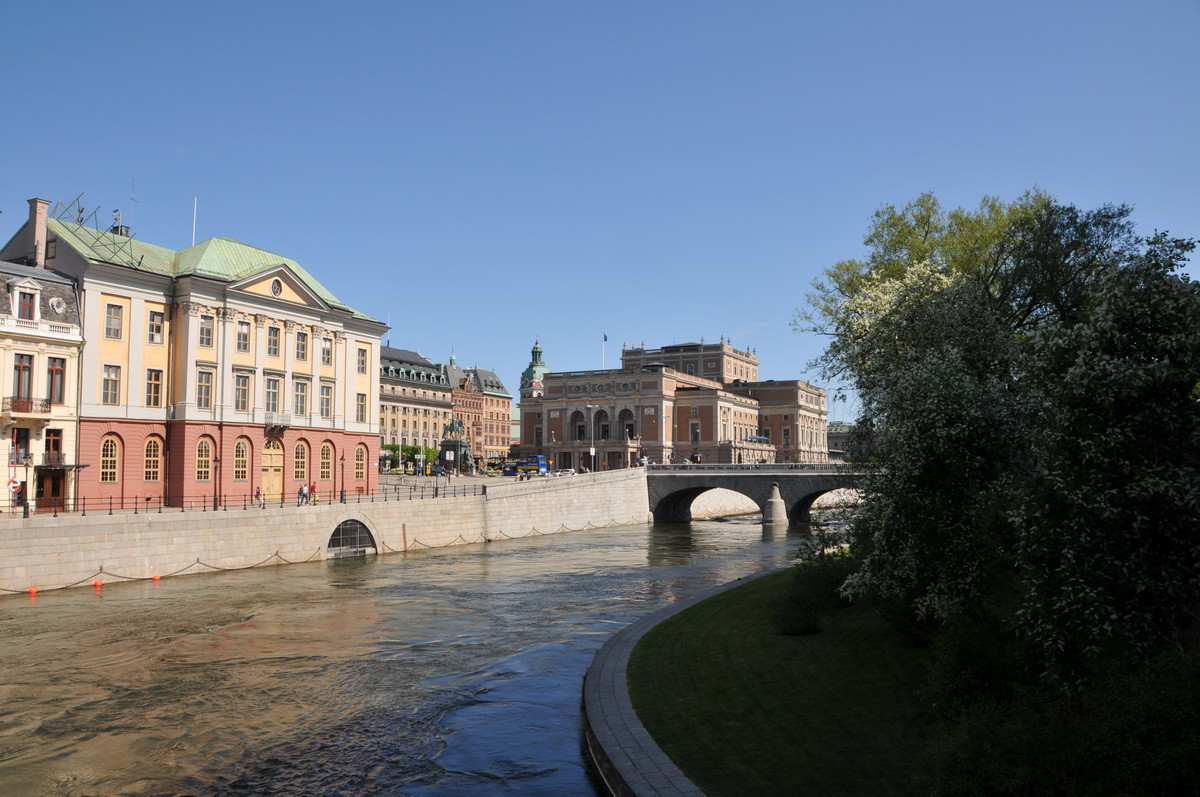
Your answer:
212,457 -> 221,510
586,404 -> 597,473
340,453 -> 346,503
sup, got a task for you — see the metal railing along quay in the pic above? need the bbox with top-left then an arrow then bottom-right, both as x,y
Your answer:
0,480 -> 488,519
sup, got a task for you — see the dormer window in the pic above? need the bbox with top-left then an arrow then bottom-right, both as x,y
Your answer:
17,292 -> 35,320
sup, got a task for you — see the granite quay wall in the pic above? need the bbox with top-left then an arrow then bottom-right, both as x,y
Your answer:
0,469 -> 651,596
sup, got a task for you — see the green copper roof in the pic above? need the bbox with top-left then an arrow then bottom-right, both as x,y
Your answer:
48,219 -> 377,322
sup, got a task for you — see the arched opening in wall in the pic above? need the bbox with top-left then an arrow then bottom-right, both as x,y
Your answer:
327,519 -> 377,558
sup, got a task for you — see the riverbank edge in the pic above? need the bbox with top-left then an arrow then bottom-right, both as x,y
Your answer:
0,469 -> 652,596
582,567 -> 783,797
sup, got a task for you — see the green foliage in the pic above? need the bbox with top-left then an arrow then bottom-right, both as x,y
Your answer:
918,648 -> 1200,795
803,189 -> 1200,687
772,548 -> 857,636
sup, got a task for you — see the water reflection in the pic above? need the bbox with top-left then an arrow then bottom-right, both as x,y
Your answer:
0,515 -> 815,795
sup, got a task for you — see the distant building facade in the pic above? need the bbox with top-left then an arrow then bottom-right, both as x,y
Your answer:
517,339 -> 828,469
378,347 -> 453,457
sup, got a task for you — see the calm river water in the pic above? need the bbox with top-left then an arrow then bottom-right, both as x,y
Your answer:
0,516 -> 812,795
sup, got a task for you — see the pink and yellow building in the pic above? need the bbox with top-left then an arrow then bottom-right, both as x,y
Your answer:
1,198 -> 385,507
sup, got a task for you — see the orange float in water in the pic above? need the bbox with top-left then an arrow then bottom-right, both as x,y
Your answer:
27,587 -> 37,595
93,580 -> 103,588
152,575 -> 161,581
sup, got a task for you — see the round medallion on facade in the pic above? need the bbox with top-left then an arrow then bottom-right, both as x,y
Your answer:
270,278 -> 283,297
572,385 -> 582,393
620,382 -> 631,391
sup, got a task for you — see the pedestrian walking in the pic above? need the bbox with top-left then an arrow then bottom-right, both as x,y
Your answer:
255,487 -> 266,509
298,484 -> 308,505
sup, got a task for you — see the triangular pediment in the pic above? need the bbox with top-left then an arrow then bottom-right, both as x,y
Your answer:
6,276 -> 42,291
229,265 -> 331,311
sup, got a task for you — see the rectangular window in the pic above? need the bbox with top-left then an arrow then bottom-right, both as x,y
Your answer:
357,347 -> 367,374
45,358 -> 65,405
265,377 -> 280,413
293,381 -> 308,416
197,370 -> 213,409
356,393 -> 367,423
295,331 -> 308,361
45,429 -> 62,454
236,320 -> 250,352
102,365 -> 121,405
17,292 -> 35,320
12,354 -> 33,404
321,338 -> 333,365
145,369 -> 163,407
147,310 -> 164,344
234,374 -> 250,412
198,315 -> 214,348
104,304 -> 123,339
267,326 -> 280,357
320,384 -> 333,419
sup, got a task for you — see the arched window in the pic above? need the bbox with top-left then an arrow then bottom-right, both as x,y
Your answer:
196,439 -> 211,481
320,443 -> 333,480
233,440 -> 249,481
100,436 -> 120,483
144,438 -> 161,482
294,442 -> 307,481
355,445 -> 366,479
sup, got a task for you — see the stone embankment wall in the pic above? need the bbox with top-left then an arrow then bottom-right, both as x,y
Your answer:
0,470 -> 651,595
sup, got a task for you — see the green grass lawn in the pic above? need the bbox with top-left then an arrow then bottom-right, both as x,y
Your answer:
627,569 -> 933,796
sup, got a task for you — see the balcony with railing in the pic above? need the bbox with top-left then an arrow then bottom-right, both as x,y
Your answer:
3,396 -> 50,414
42,452 -> 68,466
264,412 -> 292,428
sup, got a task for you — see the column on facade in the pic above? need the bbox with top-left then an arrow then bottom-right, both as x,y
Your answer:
253,314 -> 268,421
217,308 -> 236,418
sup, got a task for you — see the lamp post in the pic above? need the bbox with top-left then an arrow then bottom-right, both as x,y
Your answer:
212,457 -> 220,510
585,404 -> 597,473
339,453 -> 346,503
22,454 -> 30,518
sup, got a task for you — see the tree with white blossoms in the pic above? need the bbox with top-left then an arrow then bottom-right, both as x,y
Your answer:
800,192 -> 1200,684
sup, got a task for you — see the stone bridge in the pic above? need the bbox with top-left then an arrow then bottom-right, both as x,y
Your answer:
645,464 -> 863,525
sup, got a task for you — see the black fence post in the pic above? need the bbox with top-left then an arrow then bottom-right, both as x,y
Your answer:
108,496 -> 113,516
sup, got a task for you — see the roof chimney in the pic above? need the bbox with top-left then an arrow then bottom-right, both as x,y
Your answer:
28,198 -> 49,267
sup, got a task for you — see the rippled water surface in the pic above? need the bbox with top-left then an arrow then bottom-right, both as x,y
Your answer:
0,517 -> 810,795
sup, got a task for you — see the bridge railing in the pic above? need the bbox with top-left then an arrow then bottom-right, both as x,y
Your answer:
646,463 -> 862,473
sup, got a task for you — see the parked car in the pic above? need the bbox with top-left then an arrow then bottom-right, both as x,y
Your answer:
555,468 -> 576,477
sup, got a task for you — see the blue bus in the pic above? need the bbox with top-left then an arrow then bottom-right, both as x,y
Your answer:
503,455 -> 549,477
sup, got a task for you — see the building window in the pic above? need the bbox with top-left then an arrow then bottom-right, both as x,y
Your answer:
144,438 -> 161,482
265,377 -> 280,413
147,310 -> 164,344
295,331 -> 308,361
104,304 -> 123,339
100,436 -> 119,483
145,369 -> 163,408
17,292 -> 35,320
320,443 -> 333,480
234,440 -> 248,481
13,354 -> 32,399
236,320 -> 250,352
294,442 -> 307,480
294,381 -> 309,416
320,384 -> 333,419
197,370 -> 213,409
198,315 -> 214,348
321,338 -> 333,365
102,365 -> 121,405
355,446 -> 366,479
357,348 -> 367,374
690,422 -> 701,443
234,374 -> 250,412
196,438 -> 211,481
356,393 -> 367,423
267,326 -> 280,357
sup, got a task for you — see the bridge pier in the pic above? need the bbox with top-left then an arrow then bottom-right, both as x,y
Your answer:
762,482 -> 788,527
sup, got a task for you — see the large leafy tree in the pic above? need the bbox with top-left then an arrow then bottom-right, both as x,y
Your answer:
802,192 -> 1200,682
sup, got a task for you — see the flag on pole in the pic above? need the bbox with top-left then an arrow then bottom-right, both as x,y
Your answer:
603,333 -> 607,341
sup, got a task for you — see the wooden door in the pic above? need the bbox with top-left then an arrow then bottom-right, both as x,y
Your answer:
262,438 -> 283,502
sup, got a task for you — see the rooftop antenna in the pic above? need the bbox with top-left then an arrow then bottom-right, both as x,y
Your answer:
128,179 -> 137,231
191,195 -> 198,246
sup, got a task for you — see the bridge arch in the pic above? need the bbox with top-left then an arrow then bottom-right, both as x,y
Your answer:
327,518 -> 377,557
645,466 -> 862,526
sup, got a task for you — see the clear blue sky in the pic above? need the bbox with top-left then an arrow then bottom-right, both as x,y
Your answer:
3,1 -> 1196,421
